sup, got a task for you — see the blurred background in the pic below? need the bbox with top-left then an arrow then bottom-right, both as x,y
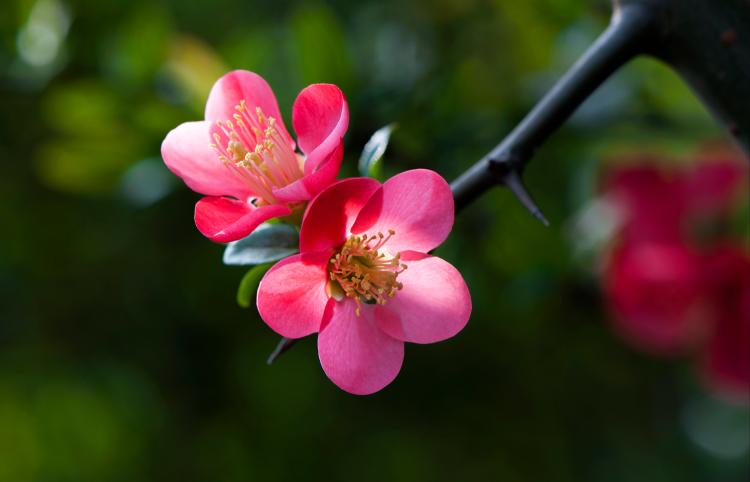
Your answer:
1,0 -> 748,480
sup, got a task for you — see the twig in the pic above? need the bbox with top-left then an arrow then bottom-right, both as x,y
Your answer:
451,1 -> 654,213
267,337 -> 297,365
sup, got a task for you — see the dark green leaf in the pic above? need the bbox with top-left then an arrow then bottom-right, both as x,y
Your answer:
358,124 -> 396,179
222,223 -> 299,266
236,263 -> 272,308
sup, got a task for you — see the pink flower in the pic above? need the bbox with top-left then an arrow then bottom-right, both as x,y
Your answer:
161,70 -> 349,242
603,242 -> 711,355
600,148 -> 749,402
256,169 -> 472,394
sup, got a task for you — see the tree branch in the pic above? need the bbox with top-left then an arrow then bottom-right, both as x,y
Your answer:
451,1 -> 654,213
267,0 -> 750,364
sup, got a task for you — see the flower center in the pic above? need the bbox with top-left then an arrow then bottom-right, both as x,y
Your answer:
210,101 -> 303,204
327,230 -> 407,315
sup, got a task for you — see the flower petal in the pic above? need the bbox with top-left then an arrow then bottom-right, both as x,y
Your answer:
205,70 -> 293,147
376,251 -> 471,344
161,121 -> 251,198
272,142 -> 344,203
318,300 -> 404,395
256,252 -> 331,339
194,197 -> 291,243
603,243 -> 711,355
603,163 -> 685,243
299,177 -> 381,253
351,169 -> 454,253
292,84 -> 348,175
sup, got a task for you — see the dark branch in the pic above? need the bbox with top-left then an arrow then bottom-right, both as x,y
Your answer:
623,0 -> 750,154
451,1 -> 654,212
267,0 -> 750,364
501,170 -> 549,227
267,337 -> 297,365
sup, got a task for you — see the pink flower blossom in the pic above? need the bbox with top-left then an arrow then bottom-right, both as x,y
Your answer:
161,70 -> 349,242
256,169 -> 472,394
604,242 -> 710,355
600,149 -> 749,402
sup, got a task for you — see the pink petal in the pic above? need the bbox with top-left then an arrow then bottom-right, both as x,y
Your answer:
351,169 -> 454,253
602,163 -> 685,244
194,197 -> 291,243
272,142 -> 344,203
161,121 -> 251,198
318,300 -> 404,395
299,177 -> 381,253
256,252 -> 331,339
603,243 -> 712,355
376,251 -> 471,344
204,70 -> 293,147
292,84 -> 348,175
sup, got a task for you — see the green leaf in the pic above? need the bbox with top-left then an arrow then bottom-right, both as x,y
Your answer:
236,263 -> 272,308
222,223 -> 299,266
358,124 -> 396,179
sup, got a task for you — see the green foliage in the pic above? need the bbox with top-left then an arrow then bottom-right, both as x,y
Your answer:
236,263 -> 272,308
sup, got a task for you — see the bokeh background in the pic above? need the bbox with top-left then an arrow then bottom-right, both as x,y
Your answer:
1,0 -> 748,481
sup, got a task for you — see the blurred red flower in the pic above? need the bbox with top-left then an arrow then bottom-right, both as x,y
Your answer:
600,147 -> 749,403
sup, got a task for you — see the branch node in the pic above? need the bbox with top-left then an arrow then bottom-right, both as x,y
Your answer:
267,337 -> 297,365
502,170 -> 550,226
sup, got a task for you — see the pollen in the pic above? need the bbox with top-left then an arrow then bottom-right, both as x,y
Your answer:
328,230 -> 407,316
209,101 -> 303,204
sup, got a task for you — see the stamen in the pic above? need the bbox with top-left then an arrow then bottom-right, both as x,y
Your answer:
327,231 -> 407,316
208,102 -> 304,205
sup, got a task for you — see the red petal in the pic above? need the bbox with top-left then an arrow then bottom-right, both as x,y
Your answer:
352,169 -> 454,253
194,197 -> 291,243
161,121 -> 251,198
292,84 -> 348,174
299,177 -> 381,253
376,251 -> 471,344
318,300 -> 404,395
257,252 -> 331,338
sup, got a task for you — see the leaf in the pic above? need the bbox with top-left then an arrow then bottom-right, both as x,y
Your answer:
236,263 -> 272,308
222,223 -> 299,266
358,124 -> 396,179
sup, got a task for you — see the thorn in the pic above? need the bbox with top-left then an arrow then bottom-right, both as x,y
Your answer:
266,337 -> 298,365
502,170 -> 550,226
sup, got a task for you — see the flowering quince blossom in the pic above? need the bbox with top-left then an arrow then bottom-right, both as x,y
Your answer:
600,150 -> 749,402
256,169 -> 472,395
161,70 -> 349,242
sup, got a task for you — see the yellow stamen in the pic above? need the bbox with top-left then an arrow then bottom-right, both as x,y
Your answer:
328,230 -> 407,316
208,102 -> 303,204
